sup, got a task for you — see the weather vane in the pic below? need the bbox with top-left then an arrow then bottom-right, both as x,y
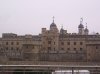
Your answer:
61,24 -> 63,29
52,16 -> 55,23
80,17 -> 83,24
86,23 -> 87,28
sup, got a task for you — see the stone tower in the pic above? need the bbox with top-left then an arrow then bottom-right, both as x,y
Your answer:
84,24 -> 89,35
60,26 -> 67,34
41,17 -> 59,54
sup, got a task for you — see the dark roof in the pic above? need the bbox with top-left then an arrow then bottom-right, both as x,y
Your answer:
84,28 -> 89,32
50,22 -> 57,28
59,34 -> 100,38
78,24 -> 84,28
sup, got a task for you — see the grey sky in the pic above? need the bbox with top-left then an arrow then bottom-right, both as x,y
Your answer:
0,0 -> 100,36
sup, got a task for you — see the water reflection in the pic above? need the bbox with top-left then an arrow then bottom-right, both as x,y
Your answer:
53,70 -> 89,74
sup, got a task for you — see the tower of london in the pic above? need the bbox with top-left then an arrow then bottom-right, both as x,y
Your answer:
0,18 -> 100,64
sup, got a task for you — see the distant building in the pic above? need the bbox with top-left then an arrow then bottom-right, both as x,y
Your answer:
0,18 -> 100,63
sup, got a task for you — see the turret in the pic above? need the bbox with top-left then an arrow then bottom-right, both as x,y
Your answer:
84,23 -> 89,35
78,18 -> 84,35
50,16 -> 58,32
60,25 -> 67,34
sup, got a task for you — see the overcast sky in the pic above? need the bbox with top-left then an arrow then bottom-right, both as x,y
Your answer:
0,0 -> 100,36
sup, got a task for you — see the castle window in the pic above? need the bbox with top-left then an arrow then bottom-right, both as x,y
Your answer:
67,42 -> 70,45
26,46 -> 28,49
61,48 -> 64,50
61,42 -> 64,45
80,48 -> 83,51
6,42 -> 8,45
74,42 -> 76,45
67,48 -> 70,50
33,46 -> 34,49
48,47 -> 51,50
48,41 -> 51,44
96,46 -> 98,49
54,48 -> 55,50
11,42 -> 14,45
80,42 -> 83,45
11,47 -> 13,50
54,42 -> 55,45
74,48 -> 76,50
6,47 -> 8,50
16,47 -> 19,51
16,42 -> 19,45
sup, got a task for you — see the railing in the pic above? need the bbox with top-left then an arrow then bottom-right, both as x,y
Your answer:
0,65 -> 100,74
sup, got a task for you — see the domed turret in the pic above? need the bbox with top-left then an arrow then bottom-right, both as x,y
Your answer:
78,18 -> 84,28
60,25 -> 67,34
78,18 -> 84,35
84,24 -> 89,35
60,26 -> 64,34
50,21 -> 57,28
78,23 -> 84,28
50,16 -> 58,32
84,27 -> 89,32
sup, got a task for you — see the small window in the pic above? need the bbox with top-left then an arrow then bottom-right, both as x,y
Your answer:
67,48 -> 70,50
74,48 -> 76,50
16,48 -> 19,51
74,42 -> 76,45
48,41 -> 51,44
67,42 -> 70,45
61,42 -> 64,45
33,46 -> 34,49
80,42 -> 83,45
11,47 -> 13,50
61,48 -> 64,50
54,48 -> 55,50
16,42 -> 19,45
6,42 -> 8,45
54,42 -> 55,45
26,46 -> 28,49
96,46 -> 98,49
80,48 -> 83,51
6,47 -> 8,50
48,47 -> 51,50
11,42 -> 14,45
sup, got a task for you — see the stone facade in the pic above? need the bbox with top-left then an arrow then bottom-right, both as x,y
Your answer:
0,18 -> 100,63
